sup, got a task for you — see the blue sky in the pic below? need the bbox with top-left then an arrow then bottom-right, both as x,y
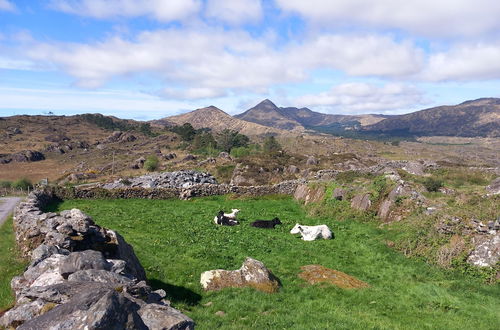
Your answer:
1,0 -> 500,120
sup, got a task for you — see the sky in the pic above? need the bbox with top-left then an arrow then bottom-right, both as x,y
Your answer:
1,0 -> 500,120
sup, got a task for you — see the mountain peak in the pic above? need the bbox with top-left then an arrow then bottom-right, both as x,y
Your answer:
255,99 -> 278,109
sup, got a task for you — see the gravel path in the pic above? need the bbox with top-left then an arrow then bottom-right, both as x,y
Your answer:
0,197 -> 22,227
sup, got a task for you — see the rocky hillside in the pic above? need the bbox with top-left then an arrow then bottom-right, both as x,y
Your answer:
236,99 -> 387,131
363,98 -> 500,137
235,99 -> 305,131
161,105 -> 284,136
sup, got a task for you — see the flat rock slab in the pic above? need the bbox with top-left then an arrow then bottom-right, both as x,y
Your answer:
298,265 -> 370,289
200,257 -> 281,293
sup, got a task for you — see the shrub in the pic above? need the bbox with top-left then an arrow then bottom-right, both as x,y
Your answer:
262,136 -> 281,153
0,180 -> 12,188
423,177 -> 443,192
144,155 -> 159,172
11,178 -> 33,190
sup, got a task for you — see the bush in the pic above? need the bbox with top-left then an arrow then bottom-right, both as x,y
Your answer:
0,180 -> 11,188
230,146 -> 251,158
11,178 -> 33,190
423,177 -> 443,192
144,155 -> 159,172
262,136 -> 281,153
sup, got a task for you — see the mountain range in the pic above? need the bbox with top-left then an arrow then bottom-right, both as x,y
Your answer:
157,98 -> 500,138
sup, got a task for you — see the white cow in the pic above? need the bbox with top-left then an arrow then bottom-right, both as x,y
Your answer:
213,209 -> 240,225
224,209 -> 240,220
290,223 -> 333,241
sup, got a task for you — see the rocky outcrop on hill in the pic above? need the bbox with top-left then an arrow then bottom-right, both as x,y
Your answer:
0,190 -> 194,329
103,170 -> 217,189
467,234 -> 500,267
200,258 -> 281,293
486,177 -> 500,195
0,150 -> 45,164
105,131 -> 137,143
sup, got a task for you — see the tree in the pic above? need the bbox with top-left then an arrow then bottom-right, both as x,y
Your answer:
216,129 -> 249,152
263,136 -> 281,153
170,123 -> 196,141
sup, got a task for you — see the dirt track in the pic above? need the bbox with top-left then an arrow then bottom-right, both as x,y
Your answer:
0,197 -> 22,227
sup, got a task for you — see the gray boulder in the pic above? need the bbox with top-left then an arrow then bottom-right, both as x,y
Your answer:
200,257 -> 281,293
351,193 -> 371,211
467,234 -> 500,267
486,177 -> 500,195
138,304 -> 195,330
59,250 -> 111,279
332,188 -> 345,201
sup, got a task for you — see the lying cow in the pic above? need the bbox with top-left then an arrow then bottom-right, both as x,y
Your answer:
224,209 -> 240,220
250,217 -> 282,229
290,223 -> 333,241
213,210 -> 239,226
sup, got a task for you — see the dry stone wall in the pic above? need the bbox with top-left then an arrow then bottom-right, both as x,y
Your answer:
0,189 -> 194,329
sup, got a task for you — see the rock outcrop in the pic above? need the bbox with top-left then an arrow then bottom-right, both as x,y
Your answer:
200,258 -> 281,293
293,184 -> 325,205
486,177 -> 500,195
351,193 -> 371,211
467,234 -> 500,267
0,190 -> 194,329
0,150 -> 45,164
103,170 -> 217,189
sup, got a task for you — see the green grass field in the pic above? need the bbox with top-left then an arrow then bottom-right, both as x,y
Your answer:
44,196 -> 500,330
0,217 -> 28,312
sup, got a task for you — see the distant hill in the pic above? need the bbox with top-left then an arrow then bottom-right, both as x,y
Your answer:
235,99 -> 305,131
160,105 -> 284,136
362,98 -> 500,137
236,99 -> 387,132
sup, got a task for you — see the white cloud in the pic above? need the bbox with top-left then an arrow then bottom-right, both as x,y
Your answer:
424,43 -> 500,81
289,34 -> 423,77
48,0 -> 201,21
205,0 -> 262,25
162,87 -> 227,100
295,82 -> 427,114
275,0 -> 500,38
22,28 -> 423,99
0,0 -> 15,11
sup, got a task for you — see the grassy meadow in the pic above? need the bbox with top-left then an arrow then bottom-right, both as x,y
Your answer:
42,196 -> 500,330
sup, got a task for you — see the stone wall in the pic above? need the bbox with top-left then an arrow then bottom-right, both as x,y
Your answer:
0,189 -> 194,329
47,179 -> 304,201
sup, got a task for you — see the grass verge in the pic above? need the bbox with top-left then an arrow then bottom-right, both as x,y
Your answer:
50,196 -> 500,330
0,217 -> 28,312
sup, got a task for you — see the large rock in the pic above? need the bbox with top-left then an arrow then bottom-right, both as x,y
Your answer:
402,161 -> 425,176
332,187 -> 346,201
351,193 -> 371,211
486,177 -> 500,195
293,184 -> 325,205
467,234 -> 500,267
138,304 -> 195,330
59,250 -> 111,278
306,156 -> 319,166
200,257 -> 281,293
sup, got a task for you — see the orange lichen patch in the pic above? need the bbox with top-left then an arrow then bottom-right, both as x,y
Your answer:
298,265 -> 370,289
